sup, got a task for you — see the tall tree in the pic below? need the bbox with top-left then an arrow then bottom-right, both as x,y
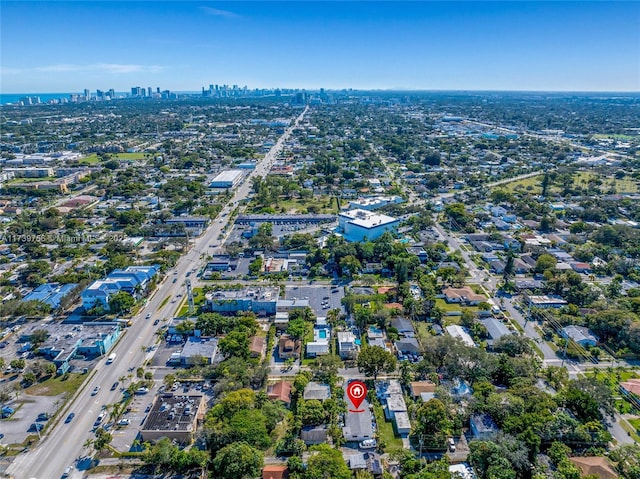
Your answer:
212,442 -> 263,479
357,345 -> 397,381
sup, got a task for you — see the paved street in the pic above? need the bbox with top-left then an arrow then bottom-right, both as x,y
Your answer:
5,107 -> 308,479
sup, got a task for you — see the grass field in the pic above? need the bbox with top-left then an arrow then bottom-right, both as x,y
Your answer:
80,152 -> 149,164
25,373 -> 86,396
247,195 -> 339,215
373,404 -> 403,450
495,171 -> 638,195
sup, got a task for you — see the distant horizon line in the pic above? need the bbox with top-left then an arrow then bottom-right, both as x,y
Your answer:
1,88 -> 639,95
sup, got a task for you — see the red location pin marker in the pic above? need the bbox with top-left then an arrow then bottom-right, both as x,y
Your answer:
347,380 -> 367,412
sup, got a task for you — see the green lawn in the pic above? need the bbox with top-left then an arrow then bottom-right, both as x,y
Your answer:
24,373 -> 86,396
159,296 -> 170,309
373,404 -> 403,450
247,195 -> 339,215
494,171 -> 638,196
80,152 -> 149,164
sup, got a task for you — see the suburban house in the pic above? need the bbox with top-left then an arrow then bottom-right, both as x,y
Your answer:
262,465 -> 289,479
470,414 -> 499,439
561,325 -> 599,347
267,380 -> 292,406
442,286 -> 487,305
303,382 -> 331,401
410,381 -> 437,402
337,331 -> 359,359
249,336 -> 266,359
278,335 -> 301,359
301,425 -> 329,445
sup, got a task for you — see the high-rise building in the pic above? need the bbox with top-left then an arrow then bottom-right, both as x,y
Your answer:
108,89 -> 115,99
148,87 -> 152,97
131,86 -> 142,97
84,89 -> 90,101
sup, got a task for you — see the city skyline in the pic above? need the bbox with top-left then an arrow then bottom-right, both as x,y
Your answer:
1,1 -> 639,93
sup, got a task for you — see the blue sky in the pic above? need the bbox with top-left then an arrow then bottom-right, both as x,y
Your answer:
1,1 -> 639,92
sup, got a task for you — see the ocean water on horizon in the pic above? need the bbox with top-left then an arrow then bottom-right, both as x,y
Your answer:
0,93 -> 72,105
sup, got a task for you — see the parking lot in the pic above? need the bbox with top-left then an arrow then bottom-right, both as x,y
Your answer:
0,393 -> 63,446
284,284 -> 344,317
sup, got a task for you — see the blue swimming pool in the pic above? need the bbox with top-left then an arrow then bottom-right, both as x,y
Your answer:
319,330 -> 327,339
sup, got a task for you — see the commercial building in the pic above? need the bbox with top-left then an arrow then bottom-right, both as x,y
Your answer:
338,209 -> 399,242
24,322 -> 121,374
348,195 -> 403,211
525,295 -> 568,308
81,265 -> 159,310
206,287 -> 279,315
140,393 -> 206,444
180,336 -> 219,365
164,217 -> 210,229
209,169 -> 244,189
4,167 -> 54,178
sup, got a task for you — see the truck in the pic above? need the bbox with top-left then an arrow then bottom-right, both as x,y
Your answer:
106,353 -> 116,364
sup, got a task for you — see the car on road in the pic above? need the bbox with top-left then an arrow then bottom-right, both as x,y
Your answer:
172,278 -> 177,283
91,386 -> 100,395
117,418 -> 130,426
94,412 -> 105,425
145,313 -> 151,319
153,319 -> 160,325
65,412 -> 75,423
62,465 -> 73,477
111,381 -> 119,391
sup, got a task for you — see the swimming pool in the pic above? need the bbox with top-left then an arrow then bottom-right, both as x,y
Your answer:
319,330 -> 327,339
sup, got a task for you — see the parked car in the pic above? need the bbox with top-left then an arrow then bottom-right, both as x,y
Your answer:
359,439 -> 377,449
117,418 -> 130,426
36,412 -> 50,422
62,465 -> 73,477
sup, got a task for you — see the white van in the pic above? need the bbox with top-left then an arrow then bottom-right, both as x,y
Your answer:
106,353 -> 116,364
359,439 -> 377,449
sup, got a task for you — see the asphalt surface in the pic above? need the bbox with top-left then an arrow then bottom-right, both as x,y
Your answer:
6,106 -> 308,479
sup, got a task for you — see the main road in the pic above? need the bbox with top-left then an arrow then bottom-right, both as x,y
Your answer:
7,106 -> 308,479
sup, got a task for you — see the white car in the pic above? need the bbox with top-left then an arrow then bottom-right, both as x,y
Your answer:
359,439 -> 377,449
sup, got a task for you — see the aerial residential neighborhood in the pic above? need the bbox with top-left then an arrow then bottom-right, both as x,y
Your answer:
0,88 -> 638,479
1,2 -> 639,478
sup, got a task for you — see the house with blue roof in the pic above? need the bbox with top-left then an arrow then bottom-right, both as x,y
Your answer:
81,265 -> 159,310
23,283 -> 78,309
